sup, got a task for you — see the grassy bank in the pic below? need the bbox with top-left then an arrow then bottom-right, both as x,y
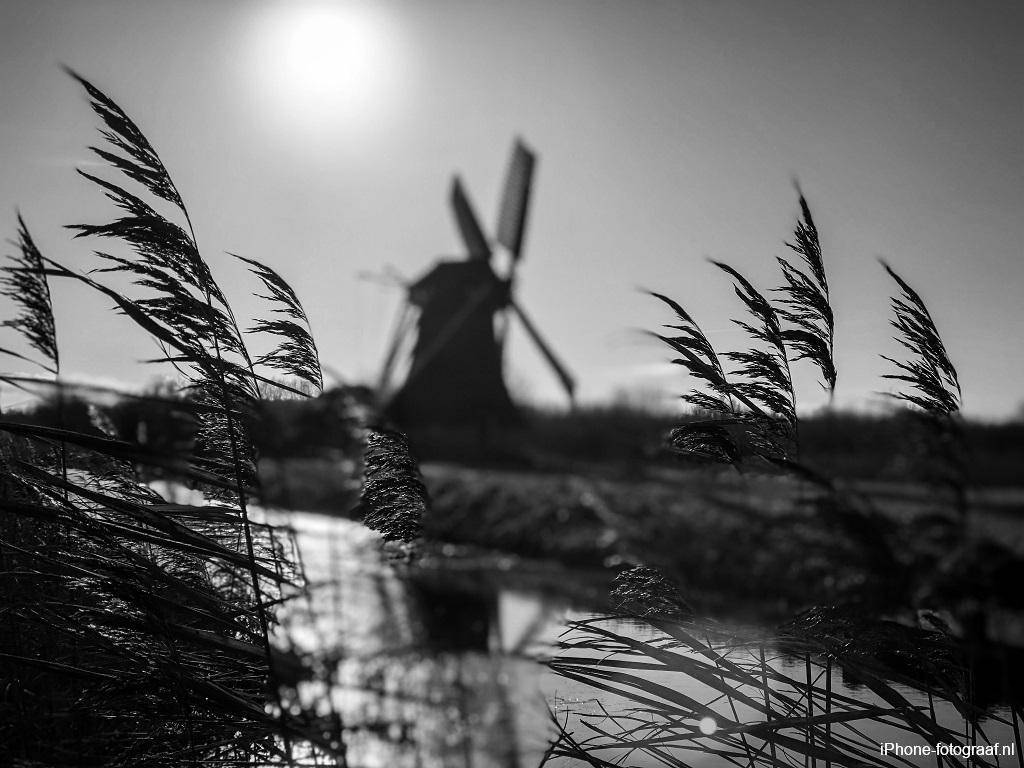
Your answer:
258,456 -> 1024,625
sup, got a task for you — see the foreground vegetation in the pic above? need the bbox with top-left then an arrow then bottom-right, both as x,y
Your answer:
539,190 -> 1024,766
0,71 -> 417,766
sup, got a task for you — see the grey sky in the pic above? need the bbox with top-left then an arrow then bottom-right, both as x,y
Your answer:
1,0 -> 1021,417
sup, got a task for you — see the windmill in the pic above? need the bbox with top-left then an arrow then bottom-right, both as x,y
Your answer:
380,138 -> 575,428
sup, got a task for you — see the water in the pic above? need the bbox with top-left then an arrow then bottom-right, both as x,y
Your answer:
256,508 -> 1019,768
265,510 -> 567,767
549,616 -> 1020,767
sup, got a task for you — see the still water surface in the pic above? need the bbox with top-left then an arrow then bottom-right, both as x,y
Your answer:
262,509 -> 1016,768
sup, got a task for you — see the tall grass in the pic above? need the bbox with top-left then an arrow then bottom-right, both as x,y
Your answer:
547,192 -> 1011,766
545,609 -> 1005,768
881,260 -> 966,518
649,192 -> 833,466
0,69 -> 425,766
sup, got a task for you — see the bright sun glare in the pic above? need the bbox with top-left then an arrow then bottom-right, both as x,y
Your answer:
254,3 -> 403,136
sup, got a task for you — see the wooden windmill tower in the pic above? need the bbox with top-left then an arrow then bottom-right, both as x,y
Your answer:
379,139 -> 575,428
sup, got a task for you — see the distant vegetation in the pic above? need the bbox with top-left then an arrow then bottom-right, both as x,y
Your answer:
11,393 -> 1024,485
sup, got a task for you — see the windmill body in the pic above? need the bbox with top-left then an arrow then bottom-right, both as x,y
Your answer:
387,258 -> 516,426
381,139 -> 575,429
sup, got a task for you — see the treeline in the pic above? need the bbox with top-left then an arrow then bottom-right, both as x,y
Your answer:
8,388 -> 1023,486
526,404 -> 1024,486
1,384 -> 366,459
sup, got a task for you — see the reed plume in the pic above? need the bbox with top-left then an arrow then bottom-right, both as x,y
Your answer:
880,260 -> 961,417
651,258 -> 797,465
715,260 -> 797,449
611,564 -> 693,621
650,193 -> 906,601
649,290 -> 744,463
775,192 -> 835,395
881,260 -> 966,517
359,427 -> 427,545
1,214 -> 59,374
235,254 -> 323,392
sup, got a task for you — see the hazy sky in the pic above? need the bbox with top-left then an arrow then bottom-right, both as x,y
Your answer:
1,0 -> 1021,418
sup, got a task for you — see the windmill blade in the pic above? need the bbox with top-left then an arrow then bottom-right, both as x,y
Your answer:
509,299 -> 575,404
450,175 -> 492,261
496,139 -> 536,264
377,300 -> 415,395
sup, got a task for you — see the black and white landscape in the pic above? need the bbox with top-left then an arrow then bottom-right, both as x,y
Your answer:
1,2 -> 1022,766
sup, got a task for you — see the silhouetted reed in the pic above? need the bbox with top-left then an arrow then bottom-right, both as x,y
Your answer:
548,192 -> 1014,767
0,70 -> 422,766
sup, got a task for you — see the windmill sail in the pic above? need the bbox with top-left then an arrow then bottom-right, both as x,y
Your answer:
509,299 -> 575,403
377,301 -> 414,394
496,139 -> 536,263
450,176 -> 491,261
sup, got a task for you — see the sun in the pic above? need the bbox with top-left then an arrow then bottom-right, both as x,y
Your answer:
252,3 -> 404,136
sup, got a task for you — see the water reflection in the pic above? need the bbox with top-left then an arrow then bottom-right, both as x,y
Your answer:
549,615 -> 1021,768
260,509 -> 1022,768
267,511 -> 565,768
